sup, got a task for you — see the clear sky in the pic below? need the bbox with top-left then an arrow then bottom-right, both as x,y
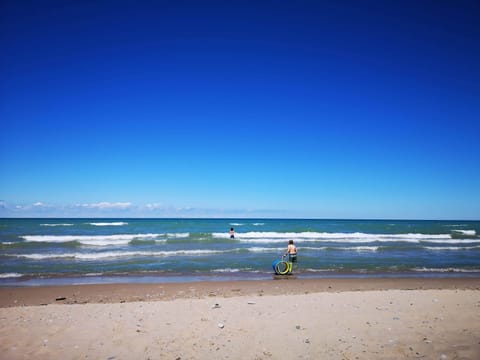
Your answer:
1,0 -> 479,219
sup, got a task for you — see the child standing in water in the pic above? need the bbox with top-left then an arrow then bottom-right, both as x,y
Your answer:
284,239 -> 297,263
230,227 -> 235,239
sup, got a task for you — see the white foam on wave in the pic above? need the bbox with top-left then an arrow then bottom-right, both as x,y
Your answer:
166,233 -> 190,238
423,246 -> 480,251
412,267 -> 480,273
452,230 -> 476,236
210,268 -> 259,273
237,237 -> 390,244
229,223 -> 244,226
234,237 -> 454,245
236,238 -> 299,244
1,242 -> 14,245
300,246 -> 379,251
247,245 -> 379,252
10,249 -> 227,260
299,246 -> 328,251
20,233 -> 163,246
0,273 -> 23,278
252,223 -> 265,226
40,223 -> 74,227
211,268 -> 241,273
11,253 -> 72,259
214,231 -> 452,242
422,239 -> 480,244
88,222 -> 128,226
247,247 -> 284,252
339,246 -> 379,251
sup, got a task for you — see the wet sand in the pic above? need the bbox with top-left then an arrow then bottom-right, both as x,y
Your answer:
2,277 -> 479,307
1,278 -> 479,359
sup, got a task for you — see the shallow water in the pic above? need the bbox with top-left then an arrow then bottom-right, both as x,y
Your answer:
1,218 -> 479,285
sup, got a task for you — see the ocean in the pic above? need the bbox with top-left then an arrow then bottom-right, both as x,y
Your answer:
1,218 -> 479,286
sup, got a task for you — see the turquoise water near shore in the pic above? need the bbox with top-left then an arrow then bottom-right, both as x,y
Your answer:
1,218 -> 479,285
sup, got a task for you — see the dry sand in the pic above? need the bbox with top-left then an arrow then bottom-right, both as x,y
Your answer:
1,278 -> 479,359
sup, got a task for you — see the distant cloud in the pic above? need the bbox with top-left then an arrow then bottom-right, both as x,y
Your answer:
11,202 -> 51,210
0,200 -> 289,218
77,202 -> 132,209
33,202 -> 47,207
144,203 -> 163,210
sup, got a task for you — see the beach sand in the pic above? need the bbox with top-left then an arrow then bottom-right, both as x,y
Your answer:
1,278 -> 479,359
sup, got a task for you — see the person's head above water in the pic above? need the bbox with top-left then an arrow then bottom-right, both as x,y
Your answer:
288,239 -> 294,245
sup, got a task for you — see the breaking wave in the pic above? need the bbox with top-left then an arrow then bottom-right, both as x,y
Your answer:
10,249 -> 228,260
166,233 -> 189,238
412,267 -> 480,273
0,273 -> 23,278
20,234 -> 163,246
215,231 -> 453,242
88,222 -> 128,226
220,232 -> 468,245
423,246 -> 480,251
452,230 -> 476,236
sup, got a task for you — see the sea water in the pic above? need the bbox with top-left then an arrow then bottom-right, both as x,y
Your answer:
1,218 -> 479,286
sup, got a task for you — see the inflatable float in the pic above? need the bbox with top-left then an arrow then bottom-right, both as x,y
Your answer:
272,258 -> 293,275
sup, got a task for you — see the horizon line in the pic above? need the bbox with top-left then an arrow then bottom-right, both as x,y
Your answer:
1,217 -> 478,222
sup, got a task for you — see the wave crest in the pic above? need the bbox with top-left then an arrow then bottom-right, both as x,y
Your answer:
20,234 -> 163,246
214,231 -> 452,242
88,222 -> 128,226
0,273 -> 23,278
452,230 -> 476,236
10,249 -> 227,260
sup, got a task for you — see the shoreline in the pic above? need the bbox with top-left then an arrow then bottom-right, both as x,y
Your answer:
1,277 -> 479,308
2,269 -> 480,287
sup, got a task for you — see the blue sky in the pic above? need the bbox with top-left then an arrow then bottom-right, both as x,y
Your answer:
1,0 -> 479,219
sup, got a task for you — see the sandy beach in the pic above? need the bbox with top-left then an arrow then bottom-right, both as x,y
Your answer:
1,278 -> 479,359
